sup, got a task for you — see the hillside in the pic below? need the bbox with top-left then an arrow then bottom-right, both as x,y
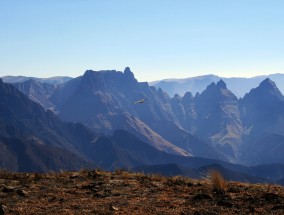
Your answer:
0,169 -> 284,214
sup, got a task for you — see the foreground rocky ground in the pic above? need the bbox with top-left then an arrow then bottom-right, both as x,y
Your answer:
0,169 -> 284,215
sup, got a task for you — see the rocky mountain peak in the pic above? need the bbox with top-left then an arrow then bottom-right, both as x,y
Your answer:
124,67 -> 134,77
243,78 -> 284,102
182,92 -> 194,103
82,68 -> 138,87
260,78 -> 276,87
206,82 -> 216,90
259,78 -> 282,96
216,79 -> 227,89
173,94 -> 182,101
205,79 -> 227,91
199,80 -> 237,102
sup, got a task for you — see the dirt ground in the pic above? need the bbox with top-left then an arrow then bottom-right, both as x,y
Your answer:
0,169 -> 284,215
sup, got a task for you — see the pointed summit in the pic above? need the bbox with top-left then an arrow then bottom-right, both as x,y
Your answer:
124,67 -> 132,73
182,92 -> 194,103
259,78 -> 281,93
206,82 -> 216,90
216,79 -> 227,89
199,80 -> 237,102
243,78 -> 283,102
240,78 -> 284,140
205,79 -> 227,91
124,67 -> 134,78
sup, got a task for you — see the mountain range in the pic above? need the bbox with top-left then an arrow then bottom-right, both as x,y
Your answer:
150,73 -> 284,98
2,75 -> 72,85
2,68 -> 284,184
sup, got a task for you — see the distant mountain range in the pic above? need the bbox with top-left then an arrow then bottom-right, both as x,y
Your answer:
2,75 -> 72,85
150,73 -> 284,98
2,68 -> 284,185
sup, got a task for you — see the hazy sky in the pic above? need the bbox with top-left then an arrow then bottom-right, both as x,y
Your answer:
1,0 -> 284,82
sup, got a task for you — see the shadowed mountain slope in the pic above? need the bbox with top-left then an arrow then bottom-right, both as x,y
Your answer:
0,137 -> 93,172
0,79 -> 98,171
12,79 -> 56,111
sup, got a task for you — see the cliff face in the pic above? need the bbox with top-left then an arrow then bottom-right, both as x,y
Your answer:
171,80 -> 243,162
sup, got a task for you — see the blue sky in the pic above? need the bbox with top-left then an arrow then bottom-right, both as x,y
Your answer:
1,0 -> 284,82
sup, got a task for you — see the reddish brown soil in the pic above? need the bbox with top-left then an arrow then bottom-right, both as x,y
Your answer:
0,169 -> 284,214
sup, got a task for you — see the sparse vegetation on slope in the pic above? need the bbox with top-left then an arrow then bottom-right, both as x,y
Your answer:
0,169 -> 284,214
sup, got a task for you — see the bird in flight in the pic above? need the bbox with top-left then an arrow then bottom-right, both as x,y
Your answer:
133,98 -> 147,104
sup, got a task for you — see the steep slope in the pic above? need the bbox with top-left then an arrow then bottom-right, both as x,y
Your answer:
172,80 -> 243,162
56,68 -> 190,156
49,77 -> 83,112
0,137 -> 93,172
150,120 -> 223,160
0,79 -> 98,171
89,130 -> 194,170
196,80 -> 243,161
90,129 -> 219,170
239,79 -> 284,164
241,134 -> 284,165
58,68 -> 177,127
12,79 -> 56,111
194,80 -> 243,148
11,77 -> 82,113
171,92 -> 197,132
240,78 -> 284,137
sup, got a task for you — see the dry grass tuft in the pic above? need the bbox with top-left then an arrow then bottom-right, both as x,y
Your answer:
206,170 -> 227,193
